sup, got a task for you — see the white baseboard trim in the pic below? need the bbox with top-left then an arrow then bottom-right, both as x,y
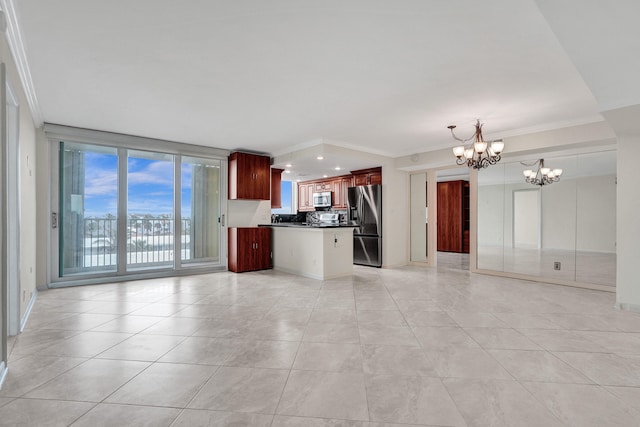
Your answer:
0,361 -> 7,389
615,302 -> 640,313
19,289 -> 38,333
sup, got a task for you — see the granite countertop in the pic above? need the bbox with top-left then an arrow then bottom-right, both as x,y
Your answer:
259,222 -> 357,229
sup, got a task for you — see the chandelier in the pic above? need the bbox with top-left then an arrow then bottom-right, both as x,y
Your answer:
522,159 -> 563,186
449,120 -> 504,169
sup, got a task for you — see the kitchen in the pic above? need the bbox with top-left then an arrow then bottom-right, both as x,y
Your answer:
227,150 -> 383,279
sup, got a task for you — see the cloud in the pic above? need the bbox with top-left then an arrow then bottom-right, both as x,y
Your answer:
84,171 -> 118,197
128,160 -> 174,186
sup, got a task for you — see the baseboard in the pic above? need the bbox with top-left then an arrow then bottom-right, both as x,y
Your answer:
19,289 -> 38,333
615,302 -> 640,313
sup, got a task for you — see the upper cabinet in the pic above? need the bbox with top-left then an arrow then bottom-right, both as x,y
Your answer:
296,174 -> 356,211
333,176 -> 353,209
228,152 -> 271,200
352,167 -> 382,186
271,168 -> 284,208
298,183 -> 314,212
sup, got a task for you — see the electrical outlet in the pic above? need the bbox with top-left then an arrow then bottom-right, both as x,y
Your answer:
553,261 -> 561,271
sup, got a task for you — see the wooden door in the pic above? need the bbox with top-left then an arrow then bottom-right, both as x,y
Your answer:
437,181 -> 464,252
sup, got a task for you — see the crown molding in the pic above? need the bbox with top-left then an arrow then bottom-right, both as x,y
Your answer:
0,0 -> 43,127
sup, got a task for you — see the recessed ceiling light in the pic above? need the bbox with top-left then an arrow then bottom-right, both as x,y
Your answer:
296,179 -> 301,182
285,163 -> 292,167
323,174 -> 328,178
284,170 -> 291,174
316,156 -> 324,160
334,167 -> 341,171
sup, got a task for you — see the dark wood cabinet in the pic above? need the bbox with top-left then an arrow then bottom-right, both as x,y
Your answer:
228,152 -> 271,200
228,227 -> 272,272
437,180 -> 470,253
351,167 -> 382,186
271,168 -> 284,208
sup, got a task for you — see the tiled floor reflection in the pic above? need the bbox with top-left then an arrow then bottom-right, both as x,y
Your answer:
2,266 -> 639,426
438,251 -> 470,271
477,246 -> 616,287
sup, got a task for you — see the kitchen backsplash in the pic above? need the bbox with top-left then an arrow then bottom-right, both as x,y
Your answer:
271,210 -> 347,223
306,210 -> 348,224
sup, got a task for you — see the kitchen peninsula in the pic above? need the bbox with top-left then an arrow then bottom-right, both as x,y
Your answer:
260,223 -> 357,280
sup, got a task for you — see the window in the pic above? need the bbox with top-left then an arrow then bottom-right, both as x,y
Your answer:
272,180 -> 294,214
52,130 -> 227,283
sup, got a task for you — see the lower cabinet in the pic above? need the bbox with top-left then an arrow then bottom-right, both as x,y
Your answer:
228,227 -> 272,272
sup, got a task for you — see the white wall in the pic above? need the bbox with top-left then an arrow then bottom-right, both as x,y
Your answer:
513,189 -> 540,248
381,164 -> 409,268
576,175 -> 616,253
227,200 -> 272,227
477,184 -> 504,247
35,130 -> 48,290
410,173 -> 426,262
1,35 -> 38,323
541,180 -> 577,251
603,105 -> 640,310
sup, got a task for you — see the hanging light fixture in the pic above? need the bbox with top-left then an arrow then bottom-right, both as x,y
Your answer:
449,120 -> 504,169
522,159 -> 563,186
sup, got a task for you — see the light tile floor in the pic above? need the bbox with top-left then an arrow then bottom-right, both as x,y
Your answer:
1,266 -> 640,426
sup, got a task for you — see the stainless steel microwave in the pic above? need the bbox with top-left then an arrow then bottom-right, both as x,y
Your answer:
312,191 -> 332,208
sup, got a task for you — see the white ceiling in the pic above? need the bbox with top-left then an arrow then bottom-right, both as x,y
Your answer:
12,0 -> 619,170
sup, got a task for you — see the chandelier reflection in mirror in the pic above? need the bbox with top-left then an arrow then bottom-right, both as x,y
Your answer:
449,120 -> 504,169
522,159 -> 563,186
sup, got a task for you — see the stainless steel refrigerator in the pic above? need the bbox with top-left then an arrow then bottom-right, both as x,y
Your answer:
347,184 -> 382,267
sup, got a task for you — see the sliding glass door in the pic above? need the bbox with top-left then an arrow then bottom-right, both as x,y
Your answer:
60,142 -> 118,275
181,156 -> 222,266
57,141 -> 225,280
127,150 -> 175,271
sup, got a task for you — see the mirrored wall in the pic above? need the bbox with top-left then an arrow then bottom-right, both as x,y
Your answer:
477,149 -> 616,288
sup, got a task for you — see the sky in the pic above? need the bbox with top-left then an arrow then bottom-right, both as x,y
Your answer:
82,151 -> 194,218
271,181 -> 293,214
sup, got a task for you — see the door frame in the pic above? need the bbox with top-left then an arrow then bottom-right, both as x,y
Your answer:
2,65 -> 21,336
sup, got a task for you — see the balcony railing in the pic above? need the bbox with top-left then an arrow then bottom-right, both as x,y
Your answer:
80,217 -> 192,268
